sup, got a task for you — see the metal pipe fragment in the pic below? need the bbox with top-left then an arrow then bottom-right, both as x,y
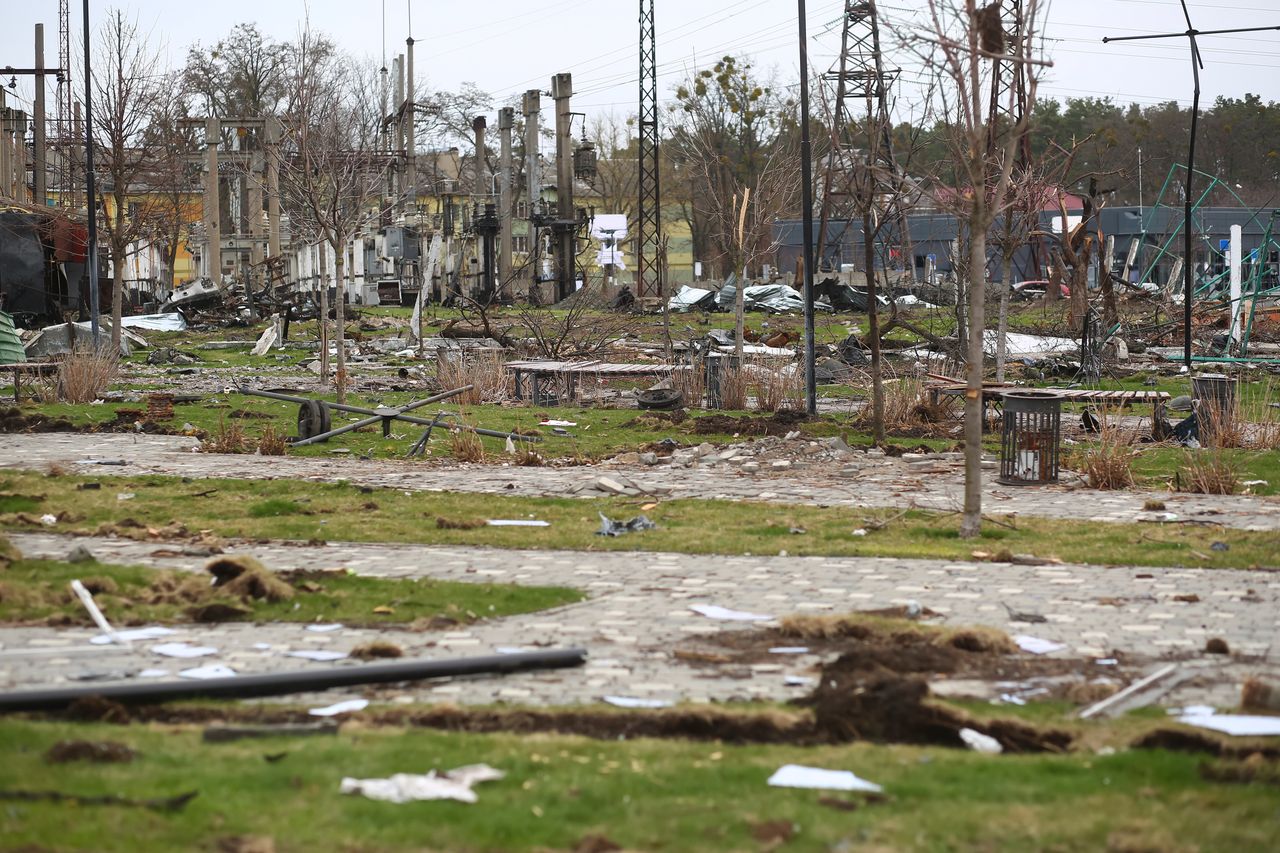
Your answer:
0,649 -> 587,713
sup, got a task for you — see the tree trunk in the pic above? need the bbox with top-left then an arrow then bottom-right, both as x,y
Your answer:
734,266 -> 745,367
960,212 -> 987,539
995,253 -> 1013,383
318,244 -> 330,387
110,248 -> 124,353
864,210 -> 885,444
333,238 -> 348,404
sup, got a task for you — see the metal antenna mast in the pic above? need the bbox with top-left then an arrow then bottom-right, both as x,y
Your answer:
814,1 -> 901,273
1103,3 -> 1280,370
58,0 -> 72,206
636,0 -> 662,296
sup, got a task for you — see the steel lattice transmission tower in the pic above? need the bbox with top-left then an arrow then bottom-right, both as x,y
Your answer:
986,1 -> 1038,275
814,1 -> 904,272
636,0 -> 662,296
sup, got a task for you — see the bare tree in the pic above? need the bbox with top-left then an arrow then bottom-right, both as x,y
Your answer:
903,0 -> 1048,537
277,28 -> 390,403
90,10 -> 169,350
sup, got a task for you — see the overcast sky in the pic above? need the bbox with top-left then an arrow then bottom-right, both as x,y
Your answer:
2,0 -> 1278,126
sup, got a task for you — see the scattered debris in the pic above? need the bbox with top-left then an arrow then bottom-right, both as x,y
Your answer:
1079,664 -> 1185,719
596,512 -> 657,536
151,643 -> 218,659
206,555 -> 295,603
69,579 -> 126,645
340,764 -> 505,804
179,665 -> 237,679
486,519 -> 551,527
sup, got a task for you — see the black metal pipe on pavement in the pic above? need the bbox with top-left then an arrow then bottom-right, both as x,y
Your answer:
0,649 -> 587,713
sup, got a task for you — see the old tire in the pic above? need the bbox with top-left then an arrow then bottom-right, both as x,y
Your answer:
297,401 -> 332,440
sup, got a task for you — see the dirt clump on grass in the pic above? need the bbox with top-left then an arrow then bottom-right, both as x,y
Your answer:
350,641 -> 404,660
44,739 -> 136,764
1131,727 -> 1280,760
0,407 -> 75,433
206,555 -> 294,602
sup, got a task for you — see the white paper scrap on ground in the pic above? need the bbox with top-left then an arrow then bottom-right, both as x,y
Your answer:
495,647 -> 528,655
784,676 -> 815,687
306,623 -> 344,633
486,519 -> 551,527
539,420 -> 577,427
1014,635 -> 1067,655
1177,714 -> 1280,737
769,647 -> 809,655
959,727 -> 1004,754
309,699 -> 370,716
178,664 -> 236,679
136,668 -> 171,678
92,626 -> 175,645
252,643 -> 273,650
151,642 -> 218,659
690,604 -> 774,622
766,764 -> 882,793
603,696 -> 674,709
1170,705 -> 1216,717
287,650 -> 348,662
340,764 -> 506,804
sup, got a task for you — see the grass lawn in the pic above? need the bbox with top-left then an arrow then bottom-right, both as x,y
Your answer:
2,472 -> 1276,570
0,556 -> 582,629
0,718 -> 1276,852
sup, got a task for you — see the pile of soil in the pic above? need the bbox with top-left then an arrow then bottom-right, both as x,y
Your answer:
0,407 -> 74,433
688,410 -> 811,437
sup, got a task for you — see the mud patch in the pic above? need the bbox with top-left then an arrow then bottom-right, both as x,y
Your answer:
1131,727 -> 1280,759
44,739 -> 136,764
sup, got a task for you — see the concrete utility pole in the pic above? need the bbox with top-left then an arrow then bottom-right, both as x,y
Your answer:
0,88 -> 10,199
497,106 -> 514,297
266,117 -> 281,260
522,89 -> 541,296
405,37 -> 417,206
552,72 -> 575,302
33,24 -> 47,206
204,117 -> 221,281
392,56 -> 403,199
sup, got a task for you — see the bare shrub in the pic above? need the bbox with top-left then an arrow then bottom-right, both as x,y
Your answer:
751,360 -> 804,413
436,349 -> 509,405
853,375 -> 929,431
202,416 -> 249,454
718,364 -> 750,411
1199,399 -> 1246,450
448,421 -> 486,463
1244,377 -> 1280,450
1180,449 -> 1240,495
1075,411 -> 1137,490
513,444 -> 545,466
670,362 -> 705,409
57,347 -> 117,403
256,425 -> 289,456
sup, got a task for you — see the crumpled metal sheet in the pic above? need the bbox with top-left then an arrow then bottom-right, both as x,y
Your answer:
597,512 -> 657,537
667,285 -> 717,313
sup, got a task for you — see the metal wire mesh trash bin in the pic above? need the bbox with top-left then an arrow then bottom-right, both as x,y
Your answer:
998,391 -> 1062,485
1190,373 -> 1237,442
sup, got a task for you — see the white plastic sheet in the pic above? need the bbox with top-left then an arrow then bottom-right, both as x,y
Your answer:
1177,714 -> 1280,737
151,642 -> 218,659
766,764 -> 882,793
309,699 -> 370,717
340,764 -> 506,804
689,604 -> 773,622
1014,635 -> 1067,655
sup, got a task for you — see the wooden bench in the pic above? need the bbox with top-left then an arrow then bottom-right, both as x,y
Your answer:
506,359 -> 691,405
0,362 -> 58,403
